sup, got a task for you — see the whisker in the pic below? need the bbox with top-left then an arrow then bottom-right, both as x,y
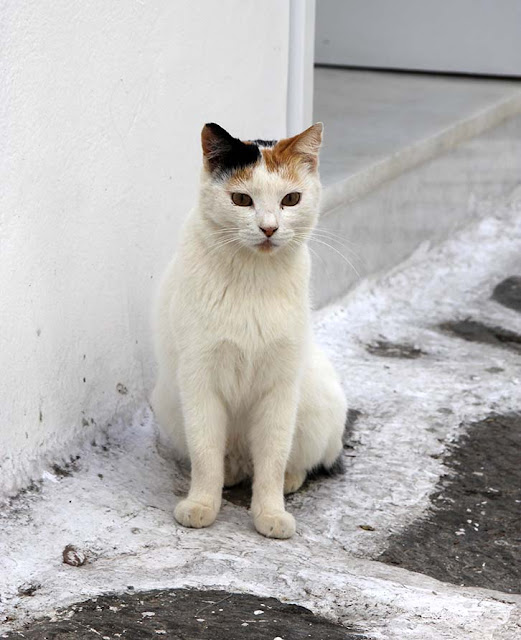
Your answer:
205,228 -> 243,238
298,226 -> 361,247
308,232 -> 366,265
206,237 -> 242,256
229,242 -> 245,264
306,244 -> 324,267
292,235 -> 362,278
289,237 -> 326,269
294,229 -> 366,269
308,238 -> 362,278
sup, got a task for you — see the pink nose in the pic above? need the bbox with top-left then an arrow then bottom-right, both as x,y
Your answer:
260,226 -> 278,238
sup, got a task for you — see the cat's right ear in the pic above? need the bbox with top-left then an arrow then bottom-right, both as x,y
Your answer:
201,123 -> 233,173
201,123 -> 260,177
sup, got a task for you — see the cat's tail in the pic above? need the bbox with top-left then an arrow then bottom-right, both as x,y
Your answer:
311,455 -> 345,478
309,407 -> 361,478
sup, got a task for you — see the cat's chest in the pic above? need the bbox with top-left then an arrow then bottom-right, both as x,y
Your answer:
210,328 -> 302,408
206,280 -> 306,350
175,250 -> 310,353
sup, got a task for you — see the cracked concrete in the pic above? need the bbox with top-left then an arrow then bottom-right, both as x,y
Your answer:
1,200 -> 521,639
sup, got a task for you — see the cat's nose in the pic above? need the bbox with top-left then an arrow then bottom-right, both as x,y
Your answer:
260,226 -> 278,238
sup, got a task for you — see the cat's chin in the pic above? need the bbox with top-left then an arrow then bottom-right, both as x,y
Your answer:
253,238 -> 290,254
257,239 -> 276,252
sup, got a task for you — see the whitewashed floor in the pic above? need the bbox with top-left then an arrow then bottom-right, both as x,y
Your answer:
1,200 -> 521,639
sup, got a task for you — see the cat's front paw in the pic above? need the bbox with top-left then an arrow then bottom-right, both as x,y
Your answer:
254,510 -> 296,539
174,498 -> 218,529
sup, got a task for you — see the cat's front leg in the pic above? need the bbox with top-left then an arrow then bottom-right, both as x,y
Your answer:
174,377 -> 227,529
249,382 -> 298,539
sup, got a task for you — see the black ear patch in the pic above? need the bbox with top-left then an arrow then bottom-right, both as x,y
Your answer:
202,123 -> 261,178
252,139 -> 277,148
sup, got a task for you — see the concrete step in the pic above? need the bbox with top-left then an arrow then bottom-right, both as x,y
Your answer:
312,67 -> 521,307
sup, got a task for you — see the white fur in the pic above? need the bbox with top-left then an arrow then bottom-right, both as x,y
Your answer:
151,126 -> 347,538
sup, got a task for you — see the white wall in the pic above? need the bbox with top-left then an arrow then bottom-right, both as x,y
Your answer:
0,0 -> 290,498
287,0 -> 316,135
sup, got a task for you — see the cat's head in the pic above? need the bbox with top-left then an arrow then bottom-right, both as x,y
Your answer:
199,122 -> 323,254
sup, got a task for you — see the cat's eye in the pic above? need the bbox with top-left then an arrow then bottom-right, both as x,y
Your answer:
281,192 -> 301,207
231,193 -> 253,207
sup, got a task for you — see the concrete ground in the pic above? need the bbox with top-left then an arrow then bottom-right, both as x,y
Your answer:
311,67 -> 521,309
1,200 -> 521,638
314,66 -> 521,188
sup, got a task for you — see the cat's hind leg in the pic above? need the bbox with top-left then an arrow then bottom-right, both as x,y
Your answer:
151,374 -> 189,461
288,344 -> 347,483
284,469 -> 307,494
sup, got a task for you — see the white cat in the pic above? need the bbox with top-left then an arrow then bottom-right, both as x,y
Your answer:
151,122 -> 347,538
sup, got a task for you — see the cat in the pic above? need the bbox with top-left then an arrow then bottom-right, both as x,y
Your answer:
151,122 -> 347,538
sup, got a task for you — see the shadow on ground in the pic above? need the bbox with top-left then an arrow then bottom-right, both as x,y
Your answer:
492,276 -> 521,313
440,319 -> 521,353
3,589 -> 364,639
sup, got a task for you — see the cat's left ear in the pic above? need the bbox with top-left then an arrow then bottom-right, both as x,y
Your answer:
290,122 -> 323,156
275,123 -> 323,171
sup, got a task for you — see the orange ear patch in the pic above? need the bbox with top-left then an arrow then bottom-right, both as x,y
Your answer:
261,146 -> 313,179
262,123 -> 323,176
